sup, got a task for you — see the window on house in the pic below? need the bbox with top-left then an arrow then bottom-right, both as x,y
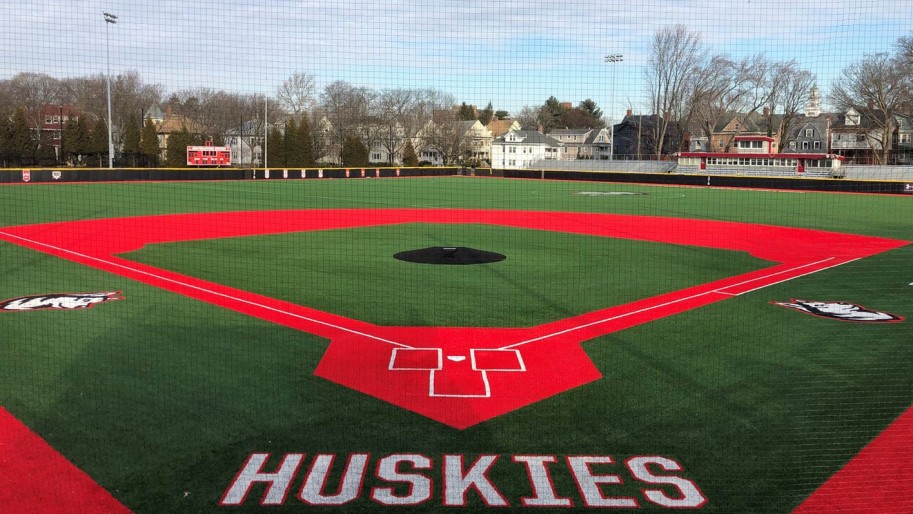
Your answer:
752,141 -> 763,149
813,141 -> 820,149
805,129 -> 813,138
789,141 -> 797,149
900,134 -> 911,144
802,141 -> 809,150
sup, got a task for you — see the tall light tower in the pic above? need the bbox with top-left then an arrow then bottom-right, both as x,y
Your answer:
103,11 -> 117,169
604,53 -> 623,161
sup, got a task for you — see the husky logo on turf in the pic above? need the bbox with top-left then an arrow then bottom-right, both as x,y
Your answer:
772,299 -> 903,323
0,292 -> 123,311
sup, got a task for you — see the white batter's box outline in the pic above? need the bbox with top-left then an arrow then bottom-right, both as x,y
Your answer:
388,347 -> 442,371
388,348 -> 526,398
471,348 -> 526,372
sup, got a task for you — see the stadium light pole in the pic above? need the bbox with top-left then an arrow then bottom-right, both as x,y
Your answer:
604,53 -> 623,161
264,97 -> 268,171
103,11 -> 117,169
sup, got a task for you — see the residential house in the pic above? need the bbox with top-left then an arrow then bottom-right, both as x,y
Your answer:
486,119 -> 521,139
894,113 -> 913,164
491,130 -> 563,169
225,120 -> 263,167
35,104 -> 81,159
547,128 -> 613,160
709,112 -> 780,153
781,118 -> 829,154
548,128 -> 592,160
582,128 -> 613,160
613,113 -> 682,159
829,107 -> 884,164
156,106 -> 205,161
461,120 -> 493,164
413,118 -> 492,166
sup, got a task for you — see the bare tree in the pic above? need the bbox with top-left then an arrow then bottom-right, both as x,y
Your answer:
7,72 -> 61,133
644,25 -> 707,159
514,105 -> 541,131
318,81 -> 375,163
277,72 -> 316,117
372,88 -> 415,164
766,61 -> 815,146
897,34 -> 913,64
423,110 -> 470,165
830,52 -> 913,164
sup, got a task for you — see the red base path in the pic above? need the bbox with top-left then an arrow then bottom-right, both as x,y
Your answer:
1,208 -> 910,511
0,407 -> 131,514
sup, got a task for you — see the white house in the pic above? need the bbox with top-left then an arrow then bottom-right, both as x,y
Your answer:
491,130 -> 563,169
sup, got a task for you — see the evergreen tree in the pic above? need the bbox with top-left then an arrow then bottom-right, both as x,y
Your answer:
494,110 -> 510,120
122,114 -> 141,166
0,117 -> 11,166
479,102 -> 495,125
283,118 -> 299,167
89,118 -> 110,167
401,139 -> 419,167
458,102 -> 476,121
341,134 -> 369,167
140,117 -> 160,167
539,96 -> 567,132
166,126 -> 192,167
267,125 -> 285,167
36,142 -> 57,166
8,109 -> 36,164
297,115 -> 316,167
62,117 -> 87,162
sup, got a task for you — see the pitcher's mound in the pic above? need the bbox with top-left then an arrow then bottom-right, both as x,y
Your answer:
394,247 -> 506,265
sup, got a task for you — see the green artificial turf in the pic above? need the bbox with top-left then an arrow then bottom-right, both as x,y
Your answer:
123,223 -> 771,327
1,177 -> 911,512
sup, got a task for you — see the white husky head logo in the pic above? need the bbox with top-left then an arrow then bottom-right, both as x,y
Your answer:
0,292 -> 123,311
773,299 -> 903,323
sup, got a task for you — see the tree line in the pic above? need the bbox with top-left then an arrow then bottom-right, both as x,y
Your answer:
1,26 -> 911,167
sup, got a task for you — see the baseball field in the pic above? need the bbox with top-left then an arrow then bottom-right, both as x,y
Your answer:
1,176 -> 911,512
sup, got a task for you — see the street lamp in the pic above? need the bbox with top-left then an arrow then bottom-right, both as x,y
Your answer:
103,11 -> 117,169
604,53 -> 623,161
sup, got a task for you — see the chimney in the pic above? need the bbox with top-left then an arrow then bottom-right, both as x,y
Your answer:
763,106 -> 770,117
626,109 -> 633,117
165,105 -> 173,119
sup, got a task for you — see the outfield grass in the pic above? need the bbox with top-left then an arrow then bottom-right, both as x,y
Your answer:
0,177 -> 911,512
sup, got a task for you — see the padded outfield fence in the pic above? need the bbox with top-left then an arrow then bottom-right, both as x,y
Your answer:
4,166 -> 912,195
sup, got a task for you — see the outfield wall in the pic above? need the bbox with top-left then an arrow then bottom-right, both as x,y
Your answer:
0,166 -> 458,184
501,169 -> 913,195
2,165 -> 911,195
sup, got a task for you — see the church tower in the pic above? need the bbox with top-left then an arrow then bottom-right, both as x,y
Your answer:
805,85 -> 821,117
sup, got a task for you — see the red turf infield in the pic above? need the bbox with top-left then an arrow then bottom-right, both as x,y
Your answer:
0,209 -> 910,512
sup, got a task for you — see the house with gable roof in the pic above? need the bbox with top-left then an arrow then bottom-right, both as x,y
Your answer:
486,119 -> 521,139
491,130 -> 563,169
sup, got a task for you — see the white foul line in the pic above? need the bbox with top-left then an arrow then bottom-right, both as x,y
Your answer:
502,257 -> 849,350
0,231 -> 411,349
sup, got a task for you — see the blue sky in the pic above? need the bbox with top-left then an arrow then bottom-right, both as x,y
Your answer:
3,0 -> 911,120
